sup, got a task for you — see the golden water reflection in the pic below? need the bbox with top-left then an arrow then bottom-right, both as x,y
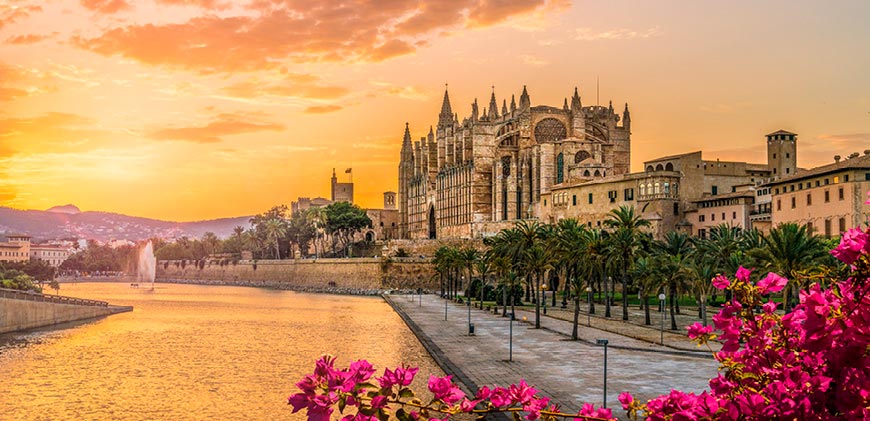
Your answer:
0,283 -> 444,420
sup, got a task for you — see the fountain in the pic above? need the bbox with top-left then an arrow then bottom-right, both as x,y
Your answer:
138,240 -> 157,290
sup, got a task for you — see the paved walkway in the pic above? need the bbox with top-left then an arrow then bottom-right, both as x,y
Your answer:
386,294 -> 719,418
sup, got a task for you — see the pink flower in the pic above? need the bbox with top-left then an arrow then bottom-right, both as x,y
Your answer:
377,365 -> 419,389
736,266 -> 753,282
370,395 -> 388,409
489,387 -> 511,407
508,380 -> 537,405
618,392 -> 634,409
831,228 -> 870,264
712,274 -> 730,290
427,375 -> 465,405
687,322 -> 714,339
757,272 -> 788,294
762,301 -> 778,314
459,398 -> 480,412
522,396 -> 549,420
475,385 -> 492,400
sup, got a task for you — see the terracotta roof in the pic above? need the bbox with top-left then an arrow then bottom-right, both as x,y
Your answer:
763,154 -> 870,185
0,243 -> 24,248
767,129 -> 797,137
644,151 -> 701,163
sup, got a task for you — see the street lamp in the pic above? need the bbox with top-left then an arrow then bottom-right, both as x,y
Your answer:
596,339 -> 609,409
445,292 -> 448,321
541,283 -> 548,315
509,310 -> 515,361
586,286 -> 593,327
658,292 -> 667,345
467,296 -> 474,335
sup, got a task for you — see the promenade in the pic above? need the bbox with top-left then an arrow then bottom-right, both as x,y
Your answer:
386,294 -> 719,417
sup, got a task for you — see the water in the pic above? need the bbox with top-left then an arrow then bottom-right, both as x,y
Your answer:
138,241 -> 156,289
0,283 -> 444,420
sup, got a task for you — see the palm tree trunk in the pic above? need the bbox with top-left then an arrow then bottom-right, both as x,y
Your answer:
502,282 -> 508,317
621,273 -> 629,321
572,297 -> 581,340
675,296 -> 681,315
669,289 -> 678,330
534,271 -> 541,329
604,273 -> 611,318
644,294 -> 651,325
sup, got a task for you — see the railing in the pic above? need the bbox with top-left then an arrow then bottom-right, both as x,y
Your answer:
0,287 -> 109,307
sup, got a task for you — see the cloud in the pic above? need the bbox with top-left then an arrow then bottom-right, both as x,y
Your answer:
0,112 -> 119,158
369,81 -> 430,101
0,3 -> 41,29
574,26 -> 661,41
147,113 -> 285,143
519,54 -> 549,66
5,33 -> 53,44
80,0 -> 132,14
74,0 -> 569,73
304,105 -> 343,114
221,73 -> 349,100
154,0 -> 230,9
815,133 -> 870,150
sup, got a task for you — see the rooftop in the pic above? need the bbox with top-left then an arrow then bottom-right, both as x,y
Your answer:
764,153 -> 870,185
767,129 -> 797,137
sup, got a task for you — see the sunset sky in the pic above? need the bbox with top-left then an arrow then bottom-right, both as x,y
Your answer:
0,0 -> 868,221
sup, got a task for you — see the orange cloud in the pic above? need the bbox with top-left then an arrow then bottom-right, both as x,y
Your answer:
304,105 -> 342,114
80,0 -> 132,14
147,113 -> 285,143
221,74 -> 349,100
75,1 -> 568,72
5,33 -> 52,44
0,3 -> 41,29
154,0 -> 230,9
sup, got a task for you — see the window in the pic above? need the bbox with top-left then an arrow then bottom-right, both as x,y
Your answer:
624,188 -> 634,201
608,190 -> 617,203
544,199 -> 547,206
790,185 -> 795,192
712,185 -> 718,196
654,182 -> 660,194
722,212 -> 726,220
798,183 -> 803,190
698,229 -> 706,239
664,182 -> 670,194
773,153 -> 777,159
556,153 -> 564,184
588,193 -> 593,204
839,218 -> 847,233
777,199 -> 781,211
825,179 -> 830,185
839,188 -> 844,201
732,211 -> 737,219
834,176 -> 839,184
807,193 -> 812,206
712,213 -> 716,221
786,153 -> 790,158
700,215 -> 705,222
786,168 -> 790,174
816,180 -> 821,187
824,219 -> 832,238
674,203 -> 679,215
866,173 -> 870,181
572,195 -> 577,206
775,188 -> 780,194
807,222 -> 814,233
791,197 -> 796,208
845,174 -> 850,182
824,191 -> 830,203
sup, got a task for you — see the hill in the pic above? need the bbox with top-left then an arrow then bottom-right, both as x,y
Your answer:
0,206 -> 251,241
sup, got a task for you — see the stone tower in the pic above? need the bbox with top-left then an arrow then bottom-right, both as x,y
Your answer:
766,130 -> 797,179
383,191 -> 396,209
398,123 -> 413,238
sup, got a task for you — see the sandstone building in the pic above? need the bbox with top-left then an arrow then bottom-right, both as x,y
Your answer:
398,86 -> 631,239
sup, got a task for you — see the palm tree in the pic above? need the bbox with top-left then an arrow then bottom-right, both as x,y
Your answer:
750,223 -> 827,310
653,231 -> 694,330
585,229 -> 608,316
475,257 -> 493,308
630,256 -> 661,326
262,218 -> 288,259
604,205 -> 651,321
306,207 -> 328,258
524,244 -> 553,329
553,219 -> 593,339
687,261 -> 717,326
458,247 -> 480,299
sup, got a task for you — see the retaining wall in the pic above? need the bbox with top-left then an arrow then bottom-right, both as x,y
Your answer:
0,289 -> 131,334
156,258 -> 437,290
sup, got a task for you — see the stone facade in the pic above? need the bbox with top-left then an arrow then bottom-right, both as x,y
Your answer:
29,244 -> 72,267
0,234 -> 30,263
398,86 -> 631,240
157,258 -> 437,290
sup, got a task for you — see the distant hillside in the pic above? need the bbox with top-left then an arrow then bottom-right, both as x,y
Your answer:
0,206 -> 252,241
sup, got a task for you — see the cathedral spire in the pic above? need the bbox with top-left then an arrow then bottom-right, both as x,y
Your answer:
471,98 -> 479,121
623,103 -> 631,129
519,85 -> 530,110
510,94 -> 516,113
428,125 -> 434,136
438,87 -> 453,129
488,88 -> 498,119
501,99 -> 507,116
403,122 -> 411,143
563,98 -> 569,111
571,87 -> 582,110
608,100 -> 613,113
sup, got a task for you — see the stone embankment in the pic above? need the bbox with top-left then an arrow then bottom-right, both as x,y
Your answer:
160,277 -> 432,296
157,257 -> 437,291
0,288 -> 132,334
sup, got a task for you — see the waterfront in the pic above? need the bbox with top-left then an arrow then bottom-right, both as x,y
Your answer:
0,283 -> 444,420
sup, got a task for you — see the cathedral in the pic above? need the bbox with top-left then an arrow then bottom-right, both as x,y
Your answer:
398,86 -> 632,239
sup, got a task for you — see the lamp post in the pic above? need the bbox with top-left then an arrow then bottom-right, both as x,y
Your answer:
658,292 -> 666,345
596,339 -> 609,409
586,286 -> 593,327
541,283 -> 548,315
445,293 -> 448,321
467,296 -> 474,335
509,310 -> 515,361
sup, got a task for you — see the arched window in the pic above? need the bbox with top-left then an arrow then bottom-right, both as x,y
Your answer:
655,164 -> 664,171
556,153 -> 564,184
664,182 -> 670,194
673,183 -> 679,196
654,182 -> 660,194
583,170 -> 590,177
640,184 -> 646,196
533,118 -> 567,143
575,150 -> 591,163
665,162 -> 674,171
646,165 -> 653,172
593,170 -> 601,177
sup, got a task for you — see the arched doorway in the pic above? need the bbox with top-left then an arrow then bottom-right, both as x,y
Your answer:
428,205 -> 437,239
365,231 -> 374,242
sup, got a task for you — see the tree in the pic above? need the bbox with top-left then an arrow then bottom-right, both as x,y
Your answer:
324,202 -> 372,257
604,205 -> 651,321
653,231 -> 694,330
262,218 -> 288,259
524,244 -> 553,329
750,223 -> 827,310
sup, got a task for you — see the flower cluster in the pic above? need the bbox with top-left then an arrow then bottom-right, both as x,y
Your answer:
289,356 -> 613,421
620,227 -> 870,420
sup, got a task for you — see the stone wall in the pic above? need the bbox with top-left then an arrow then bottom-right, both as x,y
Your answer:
0,293 -> 130,334
156,257 -> 438,290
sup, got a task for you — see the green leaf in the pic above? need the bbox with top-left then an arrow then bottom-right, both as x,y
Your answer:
399,388 -> 415,398
377,408 -> 391,421
338,396 -> 347,414
357,382 -> 378,390
359,406 -> 376,416
396,408 -> 410,421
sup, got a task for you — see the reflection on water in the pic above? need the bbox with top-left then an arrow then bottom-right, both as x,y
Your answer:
0,283 -> 444,420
